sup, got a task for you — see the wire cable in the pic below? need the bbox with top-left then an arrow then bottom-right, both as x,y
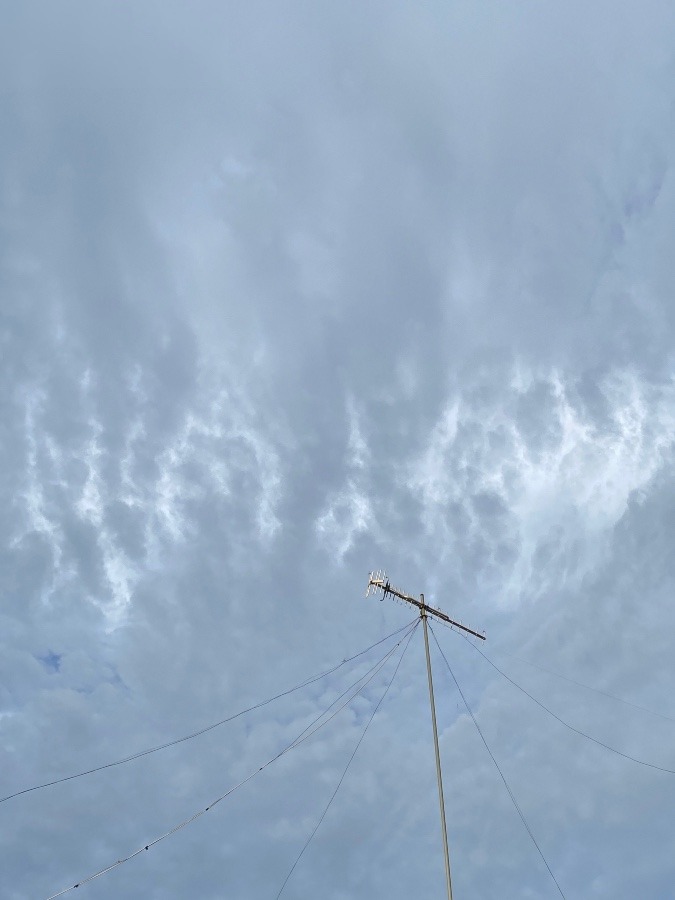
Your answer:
43,623 -> 417,900
430,625 -> 566,900
2,618 -> 417,806
275,621 -> 419,899
282,630 -> 412,754
438,619 -> 675,726
454,629 -> 675,777
494,650 -> 675,726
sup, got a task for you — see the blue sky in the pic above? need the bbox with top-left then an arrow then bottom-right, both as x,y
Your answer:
3,2 -> 675,897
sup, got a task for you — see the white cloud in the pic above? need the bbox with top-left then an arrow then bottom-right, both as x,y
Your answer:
407,367 -> 675,605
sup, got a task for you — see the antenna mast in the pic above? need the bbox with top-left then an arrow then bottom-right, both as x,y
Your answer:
366,571 -> 486,900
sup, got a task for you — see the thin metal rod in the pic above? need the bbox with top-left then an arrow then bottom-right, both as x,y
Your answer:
421,599 -> 453,900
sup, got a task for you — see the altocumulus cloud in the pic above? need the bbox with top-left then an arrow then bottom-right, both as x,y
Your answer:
3,2 -> 675,898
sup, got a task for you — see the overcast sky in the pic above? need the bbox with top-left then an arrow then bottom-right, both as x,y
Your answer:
3,2 -> 675,898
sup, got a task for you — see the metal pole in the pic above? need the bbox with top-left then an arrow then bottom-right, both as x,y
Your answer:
421,597 -> 453,900
365,573 -> 484,897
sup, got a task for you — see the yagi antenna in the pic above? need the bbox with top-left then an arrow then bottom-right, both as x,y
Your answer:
366,571 -> 485,641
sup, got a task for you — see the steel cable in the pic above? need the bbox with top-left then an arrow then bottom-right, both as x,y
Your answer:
43,623 -> 417,899
430,625 -> 567,900
2,618 -> 417,806
275,621 -> 419,898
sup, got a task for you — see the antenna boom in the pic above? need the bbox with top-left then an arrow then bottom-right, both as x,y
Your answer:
366,573 -> 486,641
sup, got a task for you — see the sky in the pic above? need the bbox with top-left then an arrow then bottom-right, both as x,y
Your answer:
3,2 -> 675,897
